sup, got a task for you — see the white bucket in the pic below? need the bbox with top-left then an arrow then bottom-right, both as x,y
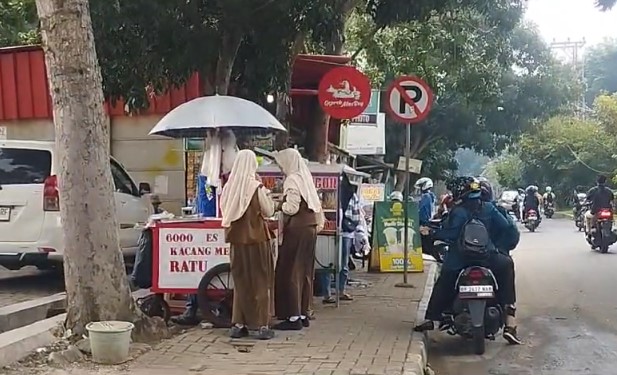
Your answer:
86,321 -> 134,364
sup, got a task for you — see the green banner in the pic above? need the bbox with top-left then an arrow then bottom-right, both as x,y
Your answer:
372,201 -> 424,272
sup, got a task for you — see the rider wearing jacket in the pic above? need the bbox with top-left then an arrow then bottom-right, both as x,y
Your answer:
415,177 -> 522,344
523,185 -> 542,221
478,178 -> 520,255
585,175 -> 615,234
416,177 -> 437,257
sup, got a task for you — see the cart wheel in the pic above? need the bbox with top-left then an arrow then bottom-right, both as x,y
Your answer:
197,263 -> 234,328
137,294 -> 171,323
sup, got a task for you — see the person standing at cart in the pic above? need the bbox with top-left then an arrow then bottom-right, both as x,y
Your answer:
273,148 -> 325,330
221,149 -> 276,340
171,130 -> 238,326
319,174 -> 359,304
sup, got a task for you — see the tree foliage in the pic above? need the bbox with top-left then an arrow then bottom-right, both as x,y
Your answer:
585,39 -> 617,104
347,9 -> 580,179
0,0 -> 39,46
495,94 -> 617,197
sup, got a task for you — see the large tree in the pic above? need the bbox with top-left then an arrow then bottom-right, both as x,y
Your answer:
347,10 -> 579,186
494,94 -> 617,198
585,39 -> 617,104
35,0 -> 162,338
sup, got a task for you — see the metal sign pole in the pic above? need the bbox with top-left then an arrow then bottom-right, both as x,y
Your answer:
396,124 -> 414,288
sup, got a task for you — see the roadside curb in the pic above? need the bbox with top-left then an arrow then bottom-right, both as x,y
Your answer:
0,313 -> 66,368
0,293 -> 65,333
402,261 -> 438,375
0,289 -> 152,367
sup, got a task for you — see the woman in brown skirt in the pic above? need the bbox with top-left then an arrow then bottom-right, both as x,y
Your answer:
220,149 -> 276,340
272,148 -> 324,330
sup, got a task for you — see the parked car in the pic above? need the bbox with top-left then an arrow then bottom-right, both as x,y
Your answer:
0,140 -> 153,270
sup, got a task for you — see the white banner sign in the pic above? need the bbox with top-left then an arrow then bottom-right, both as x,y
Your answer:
342,112 -> 386,155
156,227 -> 230,290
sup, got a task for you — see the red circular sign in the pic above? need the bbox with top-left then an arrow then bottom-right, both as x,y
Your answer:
318,66 -> 372,119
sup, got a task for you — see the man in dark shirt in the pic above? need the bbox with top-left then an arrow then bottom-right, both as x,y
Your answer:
585,175 -> 614,233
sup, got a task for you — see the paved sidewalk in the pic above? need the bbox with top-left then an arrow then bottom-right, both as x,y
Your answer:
129,270 -> 429,375
7,266 -> 435,375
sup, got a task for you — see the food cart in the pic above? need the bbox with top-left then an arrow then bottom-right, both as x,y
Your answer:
143,95 -> 286,328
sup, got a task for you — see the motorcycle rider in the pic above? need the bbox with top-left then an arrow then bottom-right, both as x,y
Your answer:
415,177 -> 437,257
414,177 -> 522,345
523,185 -> 542,222
543,186 -> 555,211
585,175 -> 615,235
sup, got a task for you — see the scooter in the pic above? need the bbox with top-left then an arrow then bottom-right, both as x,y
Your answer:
586,208 -> 617,253
574,207 -> 585,231
445,266 -> 504,355
427,218 -> 504,355
544,202 -> 555,219
524,209 -> 540,232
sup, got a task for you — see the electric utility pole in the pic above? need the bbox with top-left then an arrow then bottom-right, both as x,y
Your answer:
550,38 -> 587,118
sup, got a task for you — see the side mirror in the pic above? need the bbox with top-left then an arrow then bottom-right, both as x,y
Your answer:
139,182 -> 151,195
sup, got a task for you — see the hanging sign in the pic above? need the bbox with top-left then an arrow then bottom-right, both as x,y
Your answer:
318,66 -> 372,119
386,76 -> 433,124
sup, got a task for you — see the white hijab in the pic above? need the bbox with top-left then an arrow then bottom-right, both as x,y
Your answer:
220,149 -> 261,227
274,148 -> 322,213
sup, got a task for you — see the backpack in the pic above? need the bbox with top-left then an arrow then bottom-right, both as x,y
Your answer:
457,205 -> 490,259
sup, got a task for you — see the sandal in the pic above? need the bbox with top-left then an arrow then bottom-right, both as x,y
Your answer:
340,293 -> 354,301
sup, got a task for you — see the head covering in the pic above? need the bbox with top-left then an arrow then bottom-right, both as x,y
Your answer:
447,176 -> 481,201
200,129 -> 238,188
220,149 -> 261,227
274,148 -> 322,213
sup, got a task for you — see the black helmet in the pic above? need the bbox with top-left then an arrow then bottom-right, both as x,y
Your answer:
477,177 -> 494,202
447,176 -> 482,201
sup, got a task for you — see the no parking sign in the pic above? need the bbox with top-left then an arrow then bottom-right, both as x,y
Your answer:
385,76 -> 433,124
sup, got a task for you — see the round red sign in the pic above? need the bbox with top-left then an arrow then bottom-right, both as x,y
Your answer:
318,66 -> 372,120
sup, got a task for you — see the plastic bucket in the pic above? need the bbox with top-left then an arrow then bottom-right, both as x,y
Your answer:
86,321 -> 134,364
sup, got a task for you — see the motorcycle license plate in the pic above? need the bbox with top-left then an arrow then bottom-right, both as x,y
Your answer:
459,285 -> 493,293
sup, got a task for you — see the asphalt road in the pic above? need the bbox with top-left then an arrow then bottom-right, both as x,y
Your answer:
0,266 -> 64,307
430,218 -> 617,375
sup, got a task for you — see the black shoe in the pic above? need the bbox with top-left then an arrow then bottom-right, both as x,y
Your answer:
256,326 -> 275,340
301,318 -> 310,328
413,320 -> 435,332
273,319 -> 303,331
229,325 -> 249,339
503,326 -> 522,345
170,312 -> 200,326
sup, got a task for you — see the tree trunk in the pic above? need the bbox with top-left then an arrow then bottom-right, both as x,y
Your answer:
308,0 -> 358,162
215,29 -> 243,95
35,0 -> 165,340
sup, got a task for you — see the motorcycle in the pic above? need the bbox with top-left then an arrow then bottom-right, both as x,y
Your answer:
586,208 -> 617,253
544,202 -> 555,219
524,209 -> 540,232
447,266 -> 504,355
428,218 -> 504,355
574,206 -> 585,231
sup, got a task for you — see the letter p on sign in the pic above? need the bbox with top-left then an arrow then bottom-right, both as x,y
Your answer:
386,76 -> 433,124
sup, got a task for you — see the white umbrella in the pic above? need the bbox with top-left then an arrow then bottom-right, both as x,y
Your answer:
148,95 -> 287,138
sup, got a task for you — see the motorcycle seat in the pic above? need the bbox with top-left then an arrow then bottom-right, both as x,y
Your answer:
434,240 -> 448,246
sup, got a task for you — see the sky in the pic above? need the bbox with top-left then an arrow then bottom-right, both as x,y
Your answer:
525,0 -> 617,49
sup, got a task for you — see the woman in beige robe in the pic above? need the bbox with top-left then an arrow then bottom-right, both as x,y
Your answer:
220,149 -> 276,340
272,148 -> 324,330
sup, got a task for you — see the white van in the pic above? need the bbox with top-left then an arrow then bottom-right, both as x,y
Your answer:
0,140 -> 153,270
